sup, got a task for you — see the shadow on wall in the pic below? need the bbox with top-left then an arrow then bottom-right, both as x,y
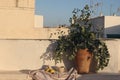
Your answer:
19,69 -> 31,74
105,25 -> 120,35
40,41 -> 75,71
40,41 -> 56,64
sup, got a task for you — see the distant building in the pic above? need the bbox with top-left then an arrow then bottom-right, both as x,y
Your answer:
91,16 -> 120,38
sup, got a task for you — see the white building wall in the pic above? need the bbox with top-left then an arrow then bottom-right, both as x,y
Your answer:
91,16 -> 120,37
35,15 -> 43,28
104,16 -> 120,34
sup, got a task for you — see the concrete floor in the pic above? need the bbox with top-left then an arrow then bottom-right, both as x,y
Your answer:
0,71 -> 120,80
0,71 -> 32,80
77,73 -> 120,80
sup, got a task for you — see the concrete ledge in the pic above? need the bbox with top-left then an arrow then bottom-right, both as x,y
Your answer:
0,71 -> 32,80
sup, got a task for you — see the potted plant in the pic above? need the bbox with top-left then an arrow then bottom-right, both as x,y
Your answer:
53,5 -> 110,74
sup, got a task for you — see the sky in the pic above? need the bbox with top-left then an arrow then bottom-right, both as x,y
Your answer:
35,0 -> 120,27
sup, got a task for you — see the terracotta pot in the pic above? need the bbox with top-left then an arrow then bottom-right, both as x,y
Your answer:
75,49 -> 92,74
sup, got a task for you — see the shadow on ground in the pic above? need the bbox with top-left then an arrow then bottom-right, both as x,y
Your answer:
77,73 -> 120,80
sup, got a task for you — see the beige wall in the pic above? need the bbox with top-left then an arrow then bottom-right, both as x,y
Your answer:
0,0 -> 44,39
0,40 -> 63,70
0,39 -> 119,73
0,25 -> 68,39
0,8 -> 35,39
35,15 -> 43,28
119,40 -> 120,72
0,0 -> 16,7
0,0 -> 34,8
99,39 -> 120,73
17,0 -> 34,8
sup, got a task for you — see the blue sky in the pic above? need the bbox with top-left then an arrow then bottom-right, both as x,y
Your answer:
35,0 -> 120,27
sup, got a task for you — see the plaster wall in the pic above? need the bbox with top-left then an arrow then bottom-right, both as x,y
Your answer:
0,0 -> 16,7
0,39 -> 119,73
0,0 -> 34,8
99,39 -> 120,73
0,40 -> 63,70
35,15 -> 43,28
118,39 -> 120,72
104,16 -> 120,34
0,0 -> 45,39
0,8 -> 34,38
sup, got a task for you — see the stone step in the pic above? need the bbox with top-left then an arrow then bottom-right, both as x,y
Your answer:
77,73 -> 120,80
0,71 -> 32,80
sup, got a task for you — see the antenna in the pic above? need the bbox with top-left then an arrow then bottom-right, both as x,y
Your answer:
94,2 -> 101,16
90,0 -> 93,9
89,0 -> 103,17
110,5 -> 112,16
89,0 -> 94,17
116,7 -> 120,16
100,0 -> 103,16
